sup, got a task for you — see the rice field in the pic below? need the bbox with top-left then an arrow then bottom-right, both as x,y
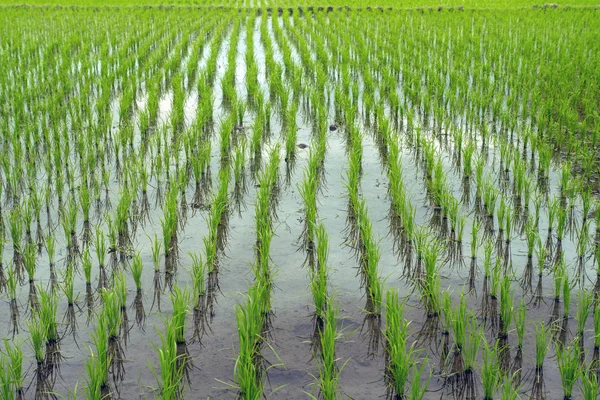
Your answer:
1,2 -> 600,399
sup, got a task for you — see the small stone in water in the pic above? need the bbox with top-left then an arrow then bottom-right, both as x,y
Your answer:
297,143 -> 308,149
329,124 -> 338,131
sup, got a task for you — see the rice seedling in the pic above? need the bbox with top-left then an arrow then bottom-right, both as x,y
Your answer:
499,275 -> 514,338
383,289 -> 412,399
556,345 -> 580,400
8,208 -> 24,282
62,262 -> 77,337
82,247 -> 94,320
95,227 -> 108,292
233,282 -> 270,400
150,233 -> 163,312
419,237 -> 443,319
0,355 -> 14,400
500,373 -> 520,400
86,314 -> 111,399
299,166 -> 318,267
38,285 -> 61,381
28,315 -> 46,368
3,338 -> 24,399
100,288 -> 125,384
481,340 -> 500,400
522,220 -> 538,291
22,241 -> 38,312
7,263 -> 19,336
189,252 -> 208,343
162,185 -> 180,288
232,139 -> 248,216
150,315 -> 186,400
114,270 -> 130,345
130,252 -> 145,328
512,298 -> 526,378
170,285 -> 192,384
461,317 -> 482,398
309,223 -> 329,349
579,368 -> 598,400
576,289 -> 591,346
61,198 -> 80,262
530,322 -> 549,399
449,292 -> 467,378
309,304 -> 346,400
553,258 -> 565,307
440,291 -> 452,371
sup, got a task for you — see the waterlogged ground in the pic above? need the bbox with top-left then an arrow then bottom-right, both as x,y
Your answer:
1,5 -> 600,400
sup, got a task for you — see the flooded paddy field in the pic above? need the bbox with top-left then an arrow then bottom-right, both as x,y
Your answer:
1,4 -> 600,399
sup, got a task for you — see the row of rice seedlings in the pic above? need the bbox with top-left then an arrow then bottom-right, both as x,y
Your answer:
233,280 -> 272,399
245,14 -> 262,111
232,137 -> 248,216
249,104 -> 271,178
221,16 -> 243,109
281,13 -> 328,114
298,150 -> 319,267
259,12 -> 285,113
277,15 -> 329,175
270,12 -> 303,99
307,224 -> 346,400
233,144 -> 281,398
308,222 -> 328,342
261,18 -> 307,174
383,289 -> 431,399
309,303 -> 345,400
161,184 -> 180,289
188,144 -> 233,342
416,233 -> 443,332
368,94 -> 417,275
342,120 -> 384,355
189,251 -> 207,343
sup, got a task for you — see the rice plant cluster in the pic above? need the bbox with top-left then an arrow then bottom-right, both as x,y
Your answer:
1,2 -> 600,399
